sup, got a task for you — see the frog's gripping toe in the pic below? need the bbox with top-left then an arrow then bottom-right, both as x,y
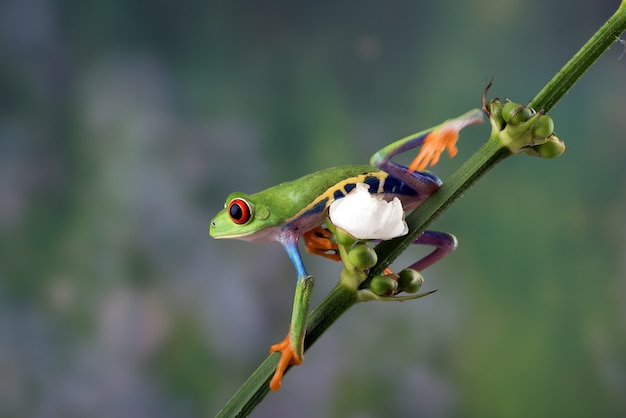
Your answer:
408,109 -> 484,172
303,227 -> 341,261
269,331 -> 303,391
409,127 -> 460,172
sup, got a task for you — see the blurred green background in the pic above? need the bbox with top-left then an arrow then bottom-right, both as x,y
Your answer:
1,0 -> 625,417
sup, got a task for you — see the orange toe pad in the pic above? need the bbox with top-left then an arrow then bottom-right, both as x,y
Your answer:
409,127 -> 460,172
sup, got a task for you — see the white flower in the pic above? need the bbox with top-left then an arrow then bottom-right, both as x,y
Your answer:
329,183 -> 408,240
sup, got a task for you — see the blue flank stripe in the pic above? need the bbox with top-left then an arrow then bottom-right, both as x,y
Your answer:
299,197 -> 329,219
339,175 -> 418,200
364,176 -> 380,191
286,172 -> 422,228
381,176 -> 418,196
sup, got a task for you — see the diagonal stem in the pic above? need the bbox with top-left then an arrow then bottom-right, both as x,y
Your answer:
215,3 -> 626,416
529,0 -> 626,112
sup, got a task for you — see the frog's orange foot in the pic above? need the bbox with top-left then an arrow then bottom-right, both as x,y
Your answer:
409,127 -> 460,172
269,331 -> 303,391
303,227 -> 341,261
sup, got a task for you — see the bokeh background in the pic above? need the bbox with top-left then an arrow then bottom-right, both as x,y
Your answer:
2,0 -> 626,417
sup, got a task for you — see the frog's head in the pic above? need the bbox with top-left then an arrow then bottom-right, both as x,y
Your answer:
210,192 -> 279,242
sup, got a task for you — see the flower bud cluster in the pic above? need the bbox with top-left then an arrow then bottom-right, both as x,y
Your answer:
368,269 -> 424,297
485,98 -> 565,158
326,215 -> 434,303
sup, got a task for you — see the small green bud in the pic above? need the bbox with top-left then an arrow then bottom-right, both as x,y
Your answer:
531,115 -> 554,139
486,99 -> 505,131
501,101 -> 521,123
370,275 -> 397,296
502,101 -> 535,125
348,243 -> 378,269
397,269 -> 424,294
324,218 -> 336,234
527,134 -> 566,159
487,99 -> 503,120
509,106 -> 534,125
335,227 -> 357,247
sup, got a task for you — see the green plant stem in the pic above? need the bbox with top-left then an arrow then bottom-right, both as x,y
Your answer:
215,3 -> 626,416
216,284 -> 357,418
371,141 -> 511,279
530,0 -> 626,112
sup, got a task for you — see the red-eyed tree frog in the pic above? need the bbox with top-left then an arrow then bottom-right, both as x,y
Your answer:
210,109 -> 483,390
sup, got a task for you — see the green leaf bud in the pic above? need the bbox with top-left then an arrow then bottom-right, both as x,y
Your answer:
397,269 -> 424,294
370,275 -> 397,296
348,243 -> 378,269
531,115 -> 554,139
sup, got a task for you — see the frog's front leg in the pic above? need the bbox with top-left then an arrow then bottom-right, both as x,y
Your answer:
303,226 -> 341,261
268,237 -> 315,391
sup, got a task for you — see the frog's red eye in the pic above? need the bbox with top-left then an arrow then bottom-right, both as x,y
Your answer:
228,198 -> 252,225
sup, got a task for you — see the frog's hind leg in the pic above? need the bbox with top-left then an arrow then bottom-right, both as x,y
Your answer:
407,230 -> 458,272
370,109 -> 484,189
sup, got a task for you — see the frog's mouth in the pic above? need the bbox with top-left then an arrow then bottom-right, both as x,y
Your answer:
209,217 -> 282,243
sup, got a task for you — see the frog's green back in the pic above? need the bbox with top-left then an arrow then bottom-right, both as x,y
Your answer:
255,165 -> 377,221
210,165 -> 379,242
